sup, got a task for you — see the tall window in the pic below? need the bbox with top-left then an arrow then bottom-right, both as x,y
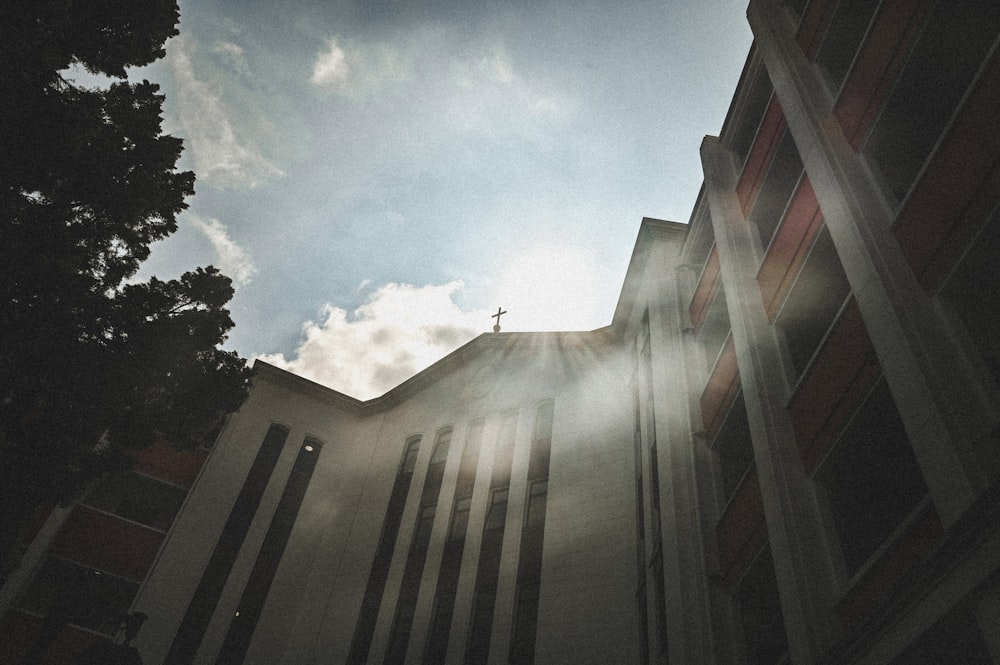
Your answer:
347,436 -> 422,665
430,429 -> 451,465
510,401 -> 554,665
216,438 -> 323,665
165,424 -> 289,665
384,428 -> 453,665
465,411 -> 517,663
424,420 -> 485,665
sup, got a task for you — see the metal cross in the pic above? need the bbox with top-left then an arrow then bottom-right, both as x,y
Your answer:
492,307 -> 507,332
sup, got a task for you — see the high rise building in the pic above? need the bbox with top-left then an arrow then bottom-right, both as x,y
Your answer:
2,1 -> 998,663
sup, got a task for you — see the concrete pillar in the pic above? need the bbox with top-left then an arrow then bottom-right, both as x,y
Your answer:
676,256 -> 743,665
647,231 -> 726,664
701,136 -> 843,665
747,0 -> 998,526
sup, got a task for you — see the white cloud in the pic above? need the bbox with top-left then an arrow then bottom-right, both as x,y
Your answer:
309,36 -> 407,96
212,40 -> 248,74
308,30 -> 564,128
311,38 -> 351,86
187,215 -> 257,287
258,281 -> 490,399
167,35 -> 284,187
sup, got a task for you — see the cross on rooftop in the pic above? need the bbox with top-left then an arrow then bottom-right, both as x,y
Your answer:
492,307 -> 507,333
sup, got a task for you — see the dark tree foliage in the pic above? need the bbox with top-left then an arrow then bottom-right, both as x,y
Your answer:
0,1 -> 250,572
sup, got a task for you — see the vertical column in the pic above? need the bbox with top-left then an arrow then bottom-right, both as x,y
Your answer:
701,136 -> 843,665
648,234 -> 720,664
676,258 -> 743,665
747,0 -> 998,525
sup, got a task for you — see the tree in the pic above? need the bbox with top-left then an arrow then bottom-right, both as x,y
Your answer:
0,1 -> 250,574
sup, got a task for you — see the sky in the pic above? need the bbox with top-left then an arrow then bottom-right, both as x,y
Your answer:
127,0 -> 753,399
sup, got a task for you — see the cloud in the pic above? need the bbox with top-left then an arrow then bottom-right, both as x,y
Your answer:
311,38 -> 350,86
166,35 -> 284,188
258,281 -> 490,399
309,36 -> 407,96
187,215 -> 257,287
308,30 -> 565,127
211,40 -> 248,75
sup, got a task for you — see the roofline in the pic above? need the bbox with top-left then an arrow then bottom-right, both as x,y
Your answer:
610,217 -> 689,332
250,328 -> 616,415
252,217 -> 687,410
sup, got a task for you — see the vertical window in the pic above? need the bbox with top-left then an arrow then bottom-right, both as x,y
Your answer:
484,488 -> 509,531
412,505 -> 436,552
401,438 -> 421,474
347,436 -> 422,665
424,420 -> 484,664
449,496 -> 471,542
430,429 -> 451,465
216,439 -> 323,665
525,481 -> 548,528
463,420 -> 483,459
465,411 -> 517,664
466,588 -> 496,664
508,582 -> 541,665
383,601 -> 415,665
385,427 -> 454,665
423,594 -> 455,665
166,424 -> 289,665
510,401 -> 554,665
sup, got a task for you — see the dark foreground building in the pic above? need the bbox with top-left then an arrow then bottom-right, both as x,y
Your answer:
2,1 -> 998,663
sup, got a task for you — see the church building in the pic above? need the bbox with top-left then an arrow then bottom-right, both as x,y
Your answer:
2,1 -> 999,664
